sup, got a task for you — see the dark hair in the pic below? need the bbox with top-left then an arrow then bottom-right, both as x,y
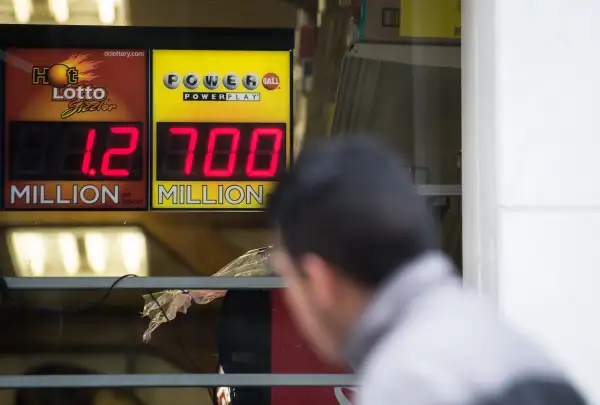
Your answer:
268,137 -> 437,288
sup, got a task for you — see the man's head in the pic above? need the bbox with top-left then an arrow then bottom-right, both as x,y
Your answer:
268,137 -> 437,364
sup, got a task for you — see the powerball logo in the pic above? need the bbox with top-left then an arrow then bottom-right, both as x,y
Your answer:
31,53 -> 117,119
162,72 -> 281,102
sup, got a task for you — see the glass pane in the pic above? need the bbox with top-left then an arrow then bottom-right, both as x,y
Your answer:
1,288 -> 221,374
330,0 -> 462,268
1,4 -> 462,402
332,57 -> 461,186
0,289 -> 346,378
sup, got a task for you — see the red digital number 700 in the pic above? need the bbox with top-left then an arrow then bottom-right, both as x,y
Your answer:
168,126 -> 284,177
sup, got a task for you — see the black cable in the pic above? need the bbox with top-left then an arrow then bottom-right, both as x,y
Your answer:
0,273 -> 138,313
76,273 -> 139,312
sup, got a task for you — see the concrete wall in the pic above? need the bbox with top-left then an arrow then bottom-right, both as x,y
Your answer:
464,0 -> 600,402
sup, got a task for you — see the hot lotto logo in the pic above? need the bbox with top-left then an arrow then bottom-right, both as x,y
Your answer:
32,53 -> 117,119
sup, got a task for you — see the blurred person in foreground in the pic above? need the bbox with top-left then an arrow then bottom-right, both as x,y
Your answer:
267,137 -> 587,405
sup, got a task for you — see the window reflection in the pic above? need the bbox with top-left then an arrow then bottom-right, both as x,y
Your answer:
332,52 -> 461,186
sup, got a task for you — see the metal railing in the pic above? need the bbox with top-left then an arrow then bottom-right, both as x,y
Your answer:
0,374 -> 356,389
2,276 -> 285,290
416,184 -> 461,196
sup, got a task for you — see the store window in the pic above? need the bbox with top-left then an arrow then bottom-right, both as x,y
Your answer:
0,0 -> 460,404
332,1 -> 462,269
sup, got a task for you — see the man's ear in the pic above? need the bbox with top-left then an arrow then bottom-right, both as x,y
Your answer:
300,253 -> 338,310
270,249 -> 297,278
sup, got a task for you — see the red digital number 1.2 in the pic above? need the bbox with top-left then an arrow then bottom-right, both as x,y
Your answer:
102,127 -> 140,176
81,126 -> 140,177
81,128 -> 97,175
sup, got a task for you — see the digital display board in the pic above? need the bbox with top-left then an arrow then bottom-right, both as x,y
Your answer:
0,25 -> 294,211
155,123 -> 286,181
3,48 -> 148,210
151,50 -> 291,210
8,122 -> 144,181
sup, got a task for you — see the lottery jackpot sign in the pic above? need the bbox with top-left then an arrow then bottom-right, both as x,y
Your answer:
152,50 -> 291,210
4,49 -> 147,210
0,25 -> 294,211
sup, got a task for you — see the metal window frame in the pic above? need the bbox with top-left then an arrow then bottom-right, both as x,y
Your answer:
0,374 -> 355,389
2,276 -> 285,290
417,184 -> 461,196
347,42 -> 461,69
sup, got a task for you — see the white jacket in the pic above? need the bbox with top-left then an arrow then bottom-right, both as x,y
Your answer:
343,253 -> 587,405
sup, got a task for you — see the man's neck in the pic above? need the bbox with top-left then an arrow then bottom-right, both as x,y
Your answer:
342,252 -> 457,368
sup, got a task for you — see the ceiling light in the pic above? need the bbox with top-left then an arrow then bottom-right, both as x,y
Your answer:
11,232 -> 45,277
119,232 -> 146,275
58,232 -> 79,276
97,0 -> 116,25
7,226 -> 148,277
12,0 -> 33,24
48,0 -> 69,24
85,232 -> 107,275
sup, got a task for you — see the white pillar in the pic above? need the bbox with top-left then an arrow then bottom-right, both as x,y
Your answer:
463,0 -> 600,402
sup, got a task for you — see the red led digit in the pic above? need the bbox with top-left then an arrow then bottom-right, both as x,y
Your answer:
204,127 -> 240,177
169,127 -> 198,175
100,126 -> 140,177
81,128 -> 96,175
246,127 -> 283,177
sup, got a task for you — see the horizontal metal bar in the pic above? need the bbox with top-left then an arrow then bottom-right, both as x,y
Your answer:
416,184 -> 462,196
3,277 -> 285,290
0,374 -> 355,389
348,42 -> 461,69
